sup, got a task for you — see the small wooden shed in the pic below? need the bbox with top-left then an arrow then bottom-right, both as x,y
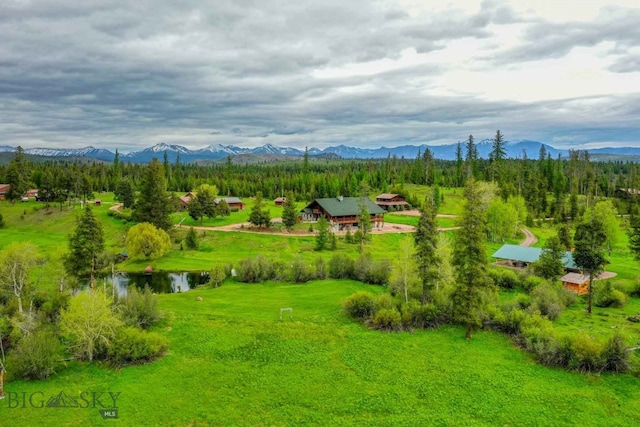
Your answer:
274,197 -> 286,206
561,273 -> 590,295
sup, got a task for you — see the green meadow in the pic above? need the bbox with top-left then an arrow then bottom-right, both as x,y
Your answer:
1,191 -> 640,426
5,280 -> 640,426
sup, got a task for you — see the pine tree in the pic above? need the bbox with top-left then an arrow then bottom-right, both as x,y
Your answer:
117,180 -> 135,209
64,206 -> 105,288
451,179 -> 495,339
574,218 -> 608,314
282,192 -> 297,231
465,135 -> 477,180
533,236 -> 565,282
629,215 -> 640,263
316,216 -> 330,251
490,130 -> 507,193
185,226 -> 199,250
249,192 -> 270,228
6,146 -> 30,204
414,191 -> 441,305
133,159 -> 171,230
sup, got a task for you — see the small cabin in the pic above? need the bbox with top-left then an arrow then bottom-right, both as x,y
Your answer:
274,197 -> 286,206
94,199 -> 102,206
0,184 -> 10,200
215,197 -> 245,210
25,189 -> 39,199
561,273 -> 590,295
375,194 -> 409,211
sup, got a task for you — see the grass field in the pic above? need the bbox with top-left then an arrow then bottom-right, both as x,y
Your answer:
4,280 -> 640,426
2,193 -> 640,425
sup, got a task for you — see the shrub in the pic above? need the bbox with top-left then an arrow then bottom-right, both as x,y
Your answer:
117,286 -> 163,329
236,256 -> 276,283
401,300 -> 443,329
528,284 -> 568,320
492,308 -> 528,335
373,294 -> 395,311
0,212 -> 4,228
8,329 -> 61,380
595,282 -> 627,308
290,257 -> 313,283
522,275 -> 546,293
570,334 -> 604,373
353,254 -> 391,285
489,268 -> 519,289
314,257 -> 327,280
629,282 -> 640,298
601,333 -> 630,373
532,333 -> 574,368
107,327 -> 169,367
371,308 -> 402,332
343,292 -> 376,319
329,254 -> 354,279
366,258 -> 391,285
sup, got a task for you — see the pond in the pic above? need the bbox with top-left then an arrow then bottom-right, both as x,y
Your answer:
96,271 -> 211,294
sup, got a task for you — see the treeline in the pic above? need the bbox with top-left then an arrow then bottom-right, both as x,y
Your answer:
2,138 -> 640,216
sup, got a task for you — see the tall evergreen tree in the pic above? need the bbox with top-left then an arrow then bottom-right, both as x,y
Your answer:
465,135 -> 477,180
490,130 -> 507,193
414,191 -> 441,305
281,192 -> 297,231
573,218 -> 608,314
64,206 -> 105,288
451,179 -> 494,339
133,159 -> 172,230
628,215 -> 640,264
117,180 -> 136,209
533,236 -> 566,282
455,142 -> 464,187
315,216 -> 330,251
249,192 -> 270,228
6,146 -> 30,204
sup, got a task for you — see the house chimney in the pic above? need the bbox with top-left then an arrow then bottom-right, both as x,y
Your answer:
337,195 -> 343,202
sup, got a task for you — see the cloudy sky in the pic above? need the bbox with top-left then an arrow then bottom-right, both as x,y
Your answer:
1,0 -> 639,152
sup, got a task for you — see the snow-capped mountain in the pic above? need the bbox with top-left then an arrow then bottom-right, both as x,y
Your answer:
0,140 -> 638,163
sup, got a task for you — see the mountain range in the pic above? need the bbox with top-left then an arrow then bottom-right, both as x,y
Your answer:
1,141 -> 639,163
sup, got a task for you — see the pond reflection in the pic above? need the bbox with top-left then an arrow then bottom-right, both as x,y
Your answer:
100,271 -> 210,294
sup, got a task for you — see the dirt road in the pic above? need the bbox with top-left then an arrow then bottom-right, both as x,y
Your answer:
520,227 -> 538,247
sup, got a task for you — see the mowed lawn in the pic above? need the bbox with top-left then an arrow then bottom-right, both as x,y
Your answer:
5,280 -> 640,427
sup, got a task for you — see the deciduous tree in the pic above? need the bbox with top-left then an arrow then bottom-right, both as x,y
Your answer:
0,242 -> 39,314
60,290 -> 122,362
125,223 -> 172,259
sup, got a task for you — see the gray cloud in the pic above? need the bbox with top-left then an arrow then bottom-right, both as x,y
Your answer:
0,1 -> 638,151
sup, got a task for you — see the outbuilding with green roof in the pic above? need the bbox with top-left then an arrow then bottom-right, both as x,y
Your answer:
300,196 -> 385,230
